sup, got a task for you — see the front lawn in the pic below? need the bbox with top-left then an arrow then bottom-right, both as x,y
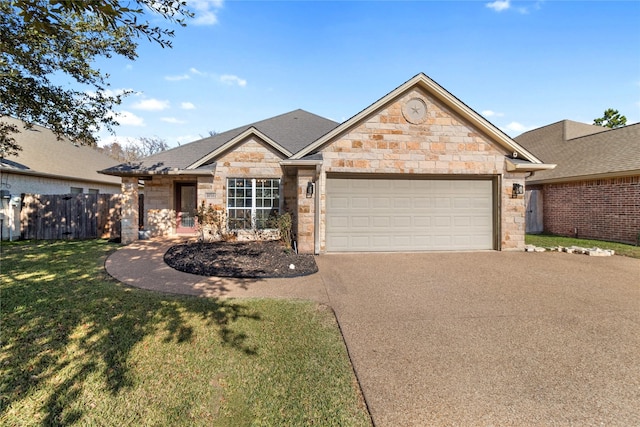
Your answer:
0,240 -> 371,426
525,234 -> 640,259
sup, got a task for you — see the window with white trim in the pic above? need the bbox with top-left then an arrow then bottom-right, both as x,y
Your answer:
227,178 -> 280,230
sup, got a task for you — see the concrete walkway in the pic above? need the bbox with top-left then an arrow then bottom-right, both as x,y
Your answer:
106,240 -> 640,426
105,237 -> 329,302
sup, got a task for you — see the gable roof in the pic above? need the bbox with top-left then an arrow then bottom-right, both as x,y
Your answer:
514,120 -> 640,184
101,109 -> 339,176
0,117 -> 121,186
291,73 -> 546,165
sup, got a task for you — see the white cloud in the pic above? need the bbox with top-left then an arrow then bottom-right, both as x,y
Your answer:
219,74 -> 247,87
502,121 -> 533,134
131,98 -> 170,111
181,102 -> 196,110
482,110 -> 505,118
190,0 -> 224,26
486,0 -> 510,12
190,67 -> 206,76
165,74 -> 190,81
161,117 -> 187,124
486,0 -> 543,14
109,110 -> 145,127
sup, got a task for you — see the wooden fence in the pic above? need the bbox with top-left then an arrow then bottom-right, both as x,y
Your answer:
20,194 -> 121,240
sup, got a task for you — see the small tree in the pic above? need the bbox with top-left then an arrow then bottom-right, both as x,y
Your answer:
0,0 -> 192,155
99,136 -> 169,162
593,109 -> 627,129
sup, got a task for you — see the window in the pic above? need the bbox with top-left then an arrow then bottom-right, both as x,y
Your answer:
70,187 -> 83,194
88,189 -> 99,194
227,178 -> 280,230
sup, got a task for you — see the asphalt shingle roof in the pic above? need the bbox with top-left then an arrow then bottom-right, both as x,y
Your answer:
514,120 -> 640,183
101,109 -> 339,175
0,117 -> 121,185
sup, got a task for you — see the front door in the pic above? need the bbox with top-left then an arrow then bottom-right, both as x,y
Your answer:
176,183 -> 197,233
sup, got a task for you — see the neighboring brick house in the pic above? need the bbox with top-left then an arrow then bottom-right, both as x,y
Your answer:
514,120 -> 640,245
101,73 -> 554,253
0,117 -> 121,239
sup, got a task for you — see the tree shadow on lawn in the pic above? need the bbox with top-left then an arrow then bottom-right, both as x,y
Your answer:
0,240 -> 261,425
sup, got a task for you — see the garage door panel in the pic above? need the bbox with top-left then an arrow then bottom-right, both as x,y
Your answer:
394,198 -> 412,208
351,197 -> 370,209
413,198 -> 432,208
413,216 -> 431,227
326,178 -> 494,252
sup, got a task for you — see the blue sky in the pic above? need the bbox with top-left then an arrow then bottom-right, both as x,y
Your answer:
95,0 -> 640,147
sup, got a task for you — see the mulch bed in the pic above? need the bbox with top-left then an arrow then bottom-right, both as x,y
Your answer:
164,240 -> 318,278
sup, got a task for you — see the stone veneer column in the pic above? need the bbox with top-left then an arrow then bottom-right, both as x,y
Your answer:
121,177 -> 139,244
296,169 -> 315,253
501,173 -> 526,251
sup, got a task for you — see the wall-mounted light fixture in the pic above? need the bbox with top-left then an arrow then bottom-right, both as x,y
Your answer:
512,183 -> 524,198
306,181 -> 314,198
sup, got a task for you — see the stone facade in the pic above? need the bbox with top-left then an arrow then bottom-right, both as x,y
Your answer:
295,168 -> 317,253
121,177 -> 139,244
306,89 -> 528,252
140,137 -> 287,238
207,137 -> 285,211
116,83 -> 534,252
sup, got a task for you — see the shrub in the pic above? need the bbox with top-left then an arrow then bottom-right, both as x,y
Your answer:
268,212 -> 293,249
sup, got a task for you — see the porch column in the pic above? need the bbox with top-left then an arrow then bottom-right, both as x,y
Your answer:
121,176 -> 139,244
501,173 -> 526,251
296,169 -> 315,253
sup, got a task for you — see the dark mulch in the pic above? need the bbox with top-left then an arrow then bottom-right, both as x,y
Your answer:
164,240 -> 318,278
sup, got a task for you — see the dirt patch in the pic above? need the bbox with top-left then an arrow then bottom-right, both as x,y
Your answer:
164,240 -> 318,278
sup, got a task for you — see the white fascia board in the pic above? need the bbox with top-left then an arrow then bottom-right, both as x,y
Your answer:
187,127 -> 292,169
292,73 -> 545,164
279,159 -> 323,167
527,169 -> 640,185
506,158 -> 556,172
5,167 -> 121,186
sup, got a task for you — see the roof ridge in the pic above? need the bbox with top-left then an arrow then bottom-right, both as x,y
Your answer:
567,122 -> 640,142
515,120 -> 566,139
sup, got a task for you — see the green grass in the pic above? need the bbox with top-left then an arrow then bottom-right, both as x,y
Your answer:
525,234 -> 640,259
0,240 -> 371,426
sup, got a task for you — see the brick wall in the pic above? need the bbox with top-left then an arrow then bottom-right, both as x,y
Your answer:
542,176 -> 640,244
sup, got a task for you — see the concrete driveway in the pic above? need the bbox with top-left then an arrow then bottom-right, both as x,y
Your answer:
316,251 -> 640,426
107,242 -> 640,425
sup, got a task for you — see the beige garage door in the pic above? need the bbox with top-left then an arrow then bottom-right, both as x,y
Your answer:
326,178 -> 494,252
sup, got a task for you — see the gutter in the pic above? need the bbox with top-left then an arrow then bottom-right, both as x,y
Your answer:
527,169 -> 640,185
505,158 -> 556,172
1,167 -> 121,187
98,168 -> 216,177
279,159 -> 323,167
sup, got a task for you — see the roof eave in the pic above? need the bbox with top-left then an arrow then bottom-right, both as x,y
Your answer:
527,169 -> 640,185
280,159 -> 323,167
98,168 -> 215,177
3,167 -> 121,186
506,158 -> 556,172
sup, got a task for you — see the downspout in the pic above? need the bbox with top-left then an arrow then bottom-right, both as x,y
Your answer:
314,164 -> 321,255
